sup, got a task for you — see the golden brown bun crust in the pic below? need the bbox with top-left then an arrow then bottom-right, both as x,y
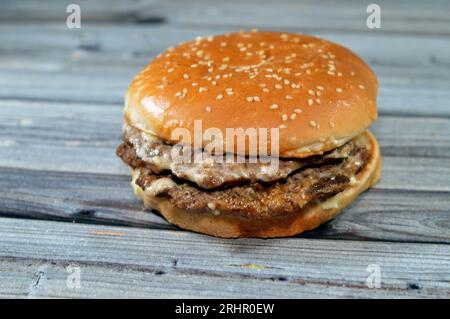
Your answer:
125,31 -> 378,158
131,131 -> 381,238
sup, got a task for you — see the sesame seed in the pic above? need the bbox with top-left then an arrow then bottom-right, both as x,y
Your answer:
284,79 -> 290,85
336,88 -> 343,93
294,108 -> 302,113
246,96 -> 254,102
275,84 -> 282,90
192,82 -> 198,87
270,104 -> 279,109
316,98 -> 321,104
167,68 -> 174,73
157,84 -> 164,89
211,81 -> 217,85
254,96 -> 261,102
279,124 -> 287,129
290,113 -> 296,120
216,94 -> 223,100
329,121 -> 336,128
262,88 -> 270,93
206,106 -> 212,112
317,86 -> 324,90
308,89 -> 315,96
198,87 -> 207,93
309,120 -> 317,128
285,95 -> 293,100
308,99 -> 314,106
225,88 -> 233,92
359,84 -> 365,89
282,114 -> 288,121
183,74 -> 189,79
258,83 -> 266,88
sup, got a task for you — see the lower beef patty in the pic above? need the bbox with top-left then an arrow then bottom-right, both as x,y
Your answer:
117,129 -> 371,218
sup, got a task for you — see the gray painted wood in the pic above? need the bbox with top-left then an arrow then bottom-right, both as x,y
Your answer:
0,217 -> 449,298
2,0 -> 450,36
1,100 -> 450,170
1,0 -> 449,298
1,166 -> 449,243
0,24 -> 449,115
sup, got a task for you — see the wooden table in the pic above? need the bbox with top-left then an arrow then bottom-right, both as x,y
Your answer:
1,0 -> 449,298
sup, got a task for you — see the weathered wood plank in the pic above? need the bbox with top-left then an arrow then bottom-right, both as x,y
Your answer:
1,100 -> 450,163
1,24 -> 449,69
1,0 -> 450,36
1,61 -> 449,117
0,24 -> 449,115
1,167 -> 449,243
1,101 -> 449,243
0,217 -> 448,298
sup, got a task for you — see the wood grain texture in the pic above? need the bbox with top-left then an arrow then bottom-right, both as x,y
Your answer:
1,166 -> 449,243
1,0 -> 450,299
2,0 -> 450,36
0,217 -> 449,298
0,24 -> 449,115
0,99 -> 449,243
1,100 -> 450,168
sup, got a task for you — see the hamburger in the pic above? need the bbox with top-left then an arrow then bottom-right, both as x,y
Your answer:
117,30 -> 381,238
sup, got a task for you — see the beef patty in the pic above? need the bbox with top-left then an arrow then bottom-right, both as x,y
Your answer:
117,126 -> 371,217
117,124 -> 362,189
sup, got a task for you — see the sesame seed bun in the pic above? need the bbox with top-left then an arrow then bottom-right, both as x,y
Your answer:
125,30 -> 378,157
131,130 -> 381,238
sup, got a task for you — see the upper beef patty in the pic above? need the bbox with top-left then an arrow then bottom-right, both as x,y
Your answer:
117,124 -> 364,189
117,126 -> 371,217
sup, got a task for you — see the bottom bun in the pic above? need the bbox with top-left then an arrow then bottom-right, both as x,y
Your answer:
131,131 -> 381,238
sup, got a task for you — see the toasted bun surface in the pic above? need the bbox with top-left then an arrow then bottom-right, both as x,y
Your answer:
131,131 -> 381,238
125,31 -> 378,157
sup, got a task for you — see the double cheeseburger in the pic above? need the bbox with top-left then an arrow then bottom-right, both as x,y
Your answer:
117,31 -> 381,238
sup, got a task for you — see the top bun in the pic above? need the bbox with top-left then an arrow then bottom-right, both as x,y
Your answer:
125,30 -> 378,158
